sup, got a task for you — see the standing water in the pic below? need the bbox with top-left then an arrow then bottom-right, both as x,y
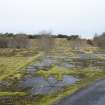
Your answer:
18,75 -> 79,95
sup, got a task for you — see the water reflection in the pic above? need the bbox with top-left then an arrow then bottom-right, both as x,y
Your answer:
19,75 -> 79,95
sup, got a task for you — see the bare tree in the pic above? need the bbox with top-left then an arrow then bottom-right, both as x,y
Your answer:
0,37 -> 8,48
69,37 -> 82,50
0,34 -> 30,48
37,31 -> 55,59
93,32 -> 105,48
13,34 -> 30,48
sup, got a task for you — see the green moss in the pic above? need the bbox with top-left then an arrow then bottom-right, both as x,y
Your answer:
36,66 -> 104,79
36,66 -> 77,80
0,92 -> 26,96
0,52 -> 42,80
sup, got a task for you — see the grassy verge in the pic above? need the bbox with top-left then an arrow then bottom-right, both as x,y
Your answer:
0,53 -> 41,80
0,92 -> 26,96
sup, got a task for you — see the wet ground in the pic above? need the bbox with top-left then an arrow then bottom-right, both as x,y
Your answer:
18,75 -> 79,95
16,51 -> 105,95
1,50 -> 105,104
19,55 -> 80,95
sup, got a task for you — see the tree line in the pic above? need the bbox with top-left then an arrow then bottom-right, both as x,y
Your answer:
0,32 -> 80,48
0,32 -> 105,48
0,33 -> 79,39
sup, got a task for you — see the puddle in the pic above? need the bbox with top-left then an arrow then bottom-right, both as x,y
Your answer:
19,76 -> 49,90
78,54 -> 97,60
18,75 -> 79,95
26,57 -> 75,75
63,75 -> 79,85
63,63 -> 75,68
26,57 -> 57,74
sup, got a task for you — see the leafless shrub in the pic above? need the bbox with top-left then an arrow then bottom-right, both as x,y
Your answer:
38,31 -> 55,54
0,34 -> 30,49
0,37 -> 8,48
13,34 -> 30,48
93,32 -> 105,48
69,37 -> 82,50
0,48 -> 16,56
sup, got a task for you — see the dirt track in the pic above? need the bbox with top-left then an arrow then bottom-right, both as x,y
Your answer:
54,79 -> 105,105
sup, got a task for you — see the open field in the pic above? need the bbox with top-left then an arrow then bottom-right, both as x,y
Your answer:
0,39 -> 105,105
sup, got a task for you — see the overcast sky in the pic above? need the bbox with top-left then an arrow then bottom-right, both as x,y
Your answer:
0,0 -> 105,38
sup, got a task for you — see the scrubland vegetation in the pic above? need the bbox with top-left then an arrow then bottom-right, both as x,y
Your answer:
0,32 -> 105,105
